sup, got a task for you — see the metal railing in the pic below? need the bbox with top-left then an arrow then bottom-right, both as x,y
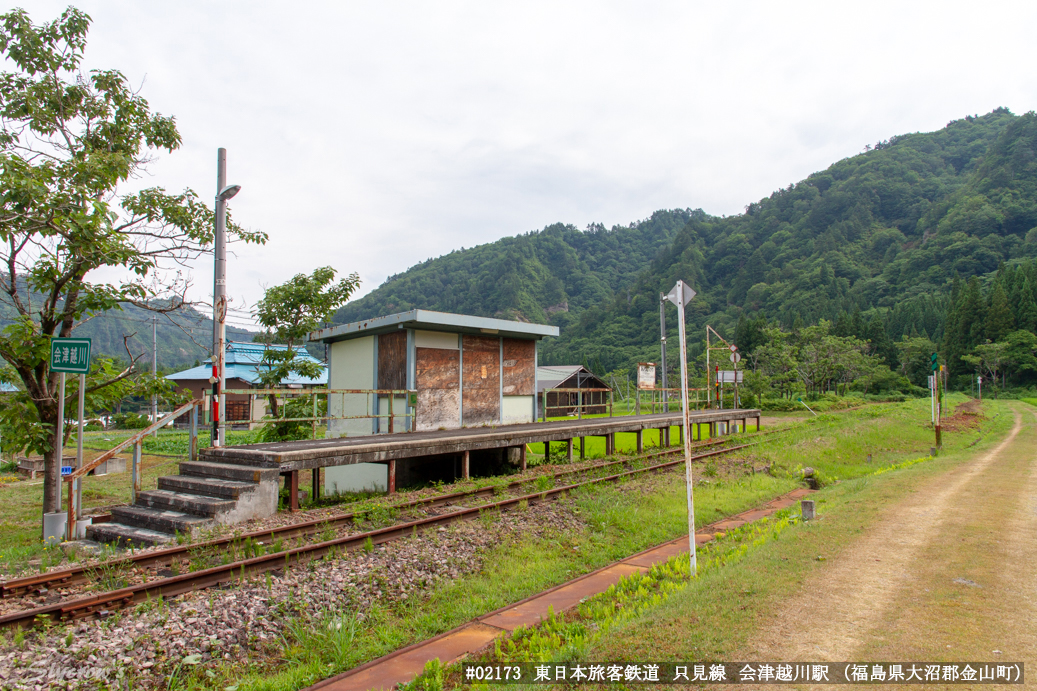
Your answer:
632,387 -> 707,415
213,387 -> 416,438
64,398 -> 202,540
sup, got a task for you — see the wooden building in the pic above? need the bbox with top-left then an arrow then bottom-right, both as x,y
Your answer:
536,365 -> 611,418
166,341 -> 326,426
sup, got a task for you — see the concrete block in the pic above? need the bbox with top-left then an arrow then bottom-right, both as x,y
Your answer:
801,499 -> 816,521
91,456 -> 127,476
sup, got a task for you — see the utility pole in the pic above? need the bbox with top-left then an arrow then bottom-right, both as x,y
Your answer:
212,149 -> 241,447
659,293 -> 667,412
151,314 -> 158,437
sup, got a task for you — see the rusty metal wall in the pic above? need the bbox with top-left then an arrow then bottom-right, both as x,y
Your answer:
415,347 -> 461,431
501,338 -> 535,396
462,335 -> 500,426
377,330 -> 407,390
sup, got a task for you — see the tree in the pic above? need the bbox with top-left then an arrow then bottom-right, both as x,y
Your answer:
255,266 -> 359,425
985,282 -> 1015,342
0,9 -> 267,516
741,370 -> 770,408
962,341 -> 1010,396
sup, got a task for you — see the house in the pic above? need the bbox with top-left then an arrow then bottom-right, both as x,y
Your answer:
165,341 -> 326,426
536,365 -> 611,418
308,310 -> 558,493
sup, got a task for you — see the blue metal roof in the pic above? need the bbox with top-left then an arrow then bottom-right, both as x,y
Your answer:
166,341 -> 326,386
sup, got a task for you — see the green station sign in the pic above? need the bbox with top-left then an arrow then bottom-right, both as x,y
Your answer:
50,338 -> 92,374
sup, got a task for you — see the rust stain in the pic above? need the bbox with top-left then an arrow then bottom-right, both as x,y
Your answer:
502,339 -> 535,396
462,335 -> 500,426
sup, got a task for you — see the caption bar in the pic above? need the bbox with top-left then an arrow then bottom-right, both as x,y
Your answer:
462,662 -> 1024,684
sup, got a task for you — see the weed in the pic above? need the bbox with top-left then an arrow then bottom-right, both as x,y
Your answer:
363,536 -> 374,553
535,475 -> 553,492
703,459 -> 718,478
85,559 -> 132,592
318,520 -> 336,542
367,504 -> 399,528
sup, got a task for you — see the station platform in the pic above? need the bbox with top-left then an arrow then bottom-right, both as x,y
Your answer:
200,408 -> 761,472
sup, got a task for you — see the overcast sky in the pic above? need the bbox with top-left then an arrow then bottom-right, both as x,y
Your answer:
12,1 -> 1037,328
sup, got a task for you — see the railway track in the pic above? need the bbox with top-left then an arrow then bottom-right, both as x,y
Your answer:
0,431 -> 777,631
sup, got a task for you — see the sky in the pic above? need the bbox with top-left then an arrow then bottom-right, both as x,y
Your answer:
11,1 -> 1037,330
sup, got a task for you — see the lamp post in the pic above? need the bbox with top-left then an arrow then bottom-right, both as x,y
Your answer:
212,148 -> 241,447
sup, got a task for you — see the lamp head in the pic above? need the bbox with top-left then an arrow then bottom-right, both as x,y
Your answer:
217,184 -> 241,201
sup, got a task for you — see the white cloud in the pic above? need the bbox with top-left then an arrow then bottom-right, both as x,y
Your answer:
12,0 -> 1037,320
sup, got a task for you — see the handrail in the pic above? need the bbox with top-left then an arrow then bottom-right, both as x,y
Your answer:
221,388 -> 415,396
63,398 -> 201,541
63,398 -> 202,483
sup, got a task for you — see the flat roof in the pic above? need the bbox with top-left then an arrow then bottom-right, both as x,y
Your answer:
309,309 -> 559,344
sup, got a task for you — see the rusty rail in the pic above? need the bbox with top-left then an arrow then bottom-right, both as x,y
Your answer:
1,437 -> 771,629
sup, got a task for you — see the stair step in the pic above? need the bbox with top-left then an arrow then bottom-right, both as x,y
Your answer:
198,448 -> 280,469
135,489 -> 236,518
85,522 -> 176,548
110,505 -> 213,536
157,475 -> 257,499
178,460 -> 279,484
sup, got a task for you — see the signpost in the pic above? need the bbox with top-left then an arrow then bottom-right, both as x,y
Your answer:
666,280 -> 698,574
930,353 -> 942,449
50,338 -> 91,539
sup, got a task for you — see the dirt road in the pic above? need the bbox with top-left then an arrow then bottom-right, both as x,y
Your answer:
748,405 -> 1036,686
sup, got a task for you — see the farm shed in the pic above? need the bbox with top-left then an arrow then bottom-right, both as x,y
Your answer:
536,365 -> 611,417
308,310 -> 558,493
166,341 -> 326,427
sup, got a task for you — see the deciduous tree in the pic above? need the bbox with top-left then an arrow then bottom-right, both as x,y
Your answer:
0,9 -> 266,516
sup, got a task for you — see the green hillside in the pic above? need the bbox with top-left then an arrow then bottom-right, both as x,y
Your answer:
334,108 -> 1037,382
0,297 -> 255,372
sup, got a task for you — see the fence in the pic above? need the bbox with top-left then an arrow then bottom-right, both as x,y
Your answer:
631,387 -> 708,415
540,387 -> 613,420
209,387 -> 416,439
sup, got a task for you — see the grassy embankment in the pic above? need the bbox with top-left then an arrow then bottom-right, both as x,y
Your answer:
417,396 -> 1014,690
172,396 -> 981,690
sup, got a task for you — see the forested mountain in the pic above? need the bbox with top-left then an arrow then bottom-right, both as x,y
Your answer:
334,108 -> 1037,385
0,294 -> 255,372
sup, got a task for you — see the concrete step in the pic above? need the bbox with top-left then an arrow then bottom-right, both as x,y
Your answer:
157,475 -> 257,500
198,448 -> 280,469
135,488 -> 236,518
178,460 -> 280,484
110,505 -> 213,537
85,522 -> 176,548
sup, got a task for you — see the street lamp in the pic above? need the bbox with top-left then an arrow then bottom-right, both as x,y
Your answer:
212,149 -> 241,447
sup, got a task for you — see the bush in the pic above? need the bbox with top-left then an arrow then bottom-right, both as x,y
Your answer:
111,413 -> 150,429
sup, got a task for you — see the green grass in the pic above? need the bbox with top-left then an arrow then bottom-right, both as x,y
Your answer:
1021,397 -> 1037,408
0,446 -> 183,575
166,396 -> 995,690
